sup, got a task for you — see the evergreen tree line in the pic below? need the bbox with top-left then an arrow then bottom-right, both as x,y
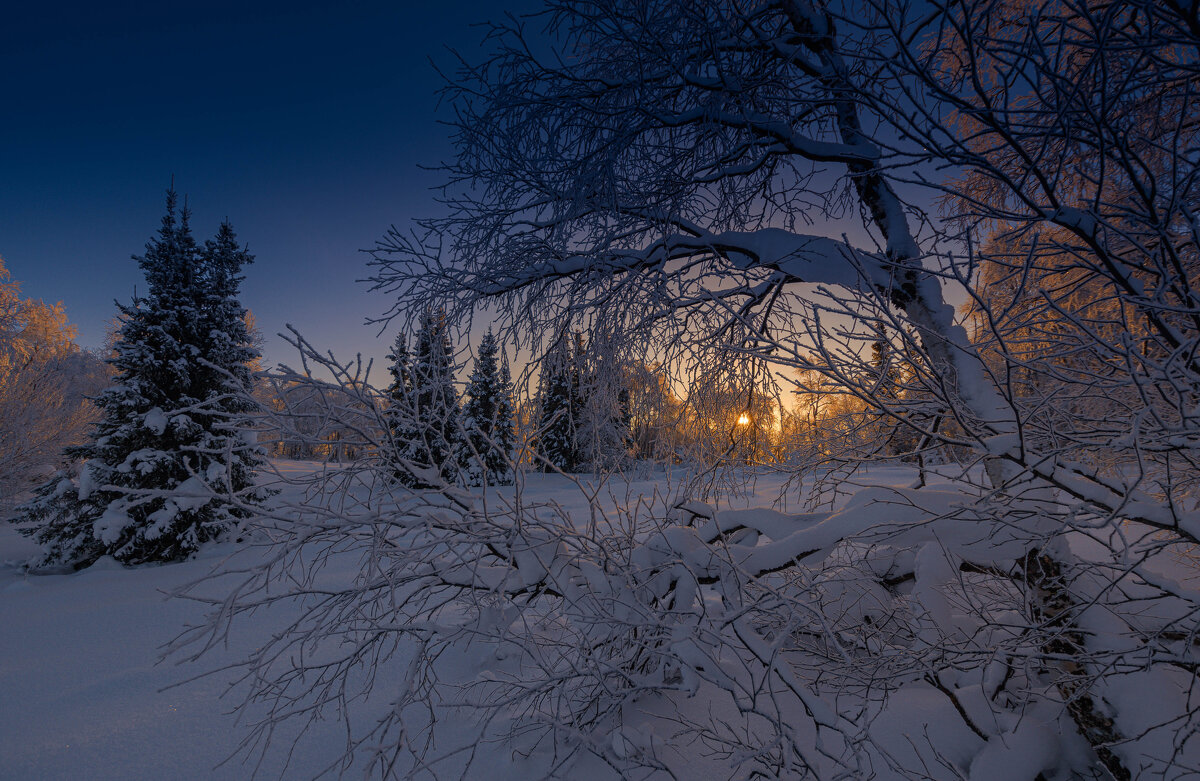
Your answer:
534,330 -> 632,473
2,189 -> 925,573
384,317 -> 640,484
385,311 -> 517,487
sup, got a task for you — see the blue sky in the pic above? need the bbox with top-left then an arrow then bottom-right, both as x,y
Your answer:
0,1 -> 519,374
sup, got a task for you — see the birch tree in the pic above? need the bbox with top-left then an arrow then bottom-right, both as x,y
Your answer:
184,1 -> 1200,777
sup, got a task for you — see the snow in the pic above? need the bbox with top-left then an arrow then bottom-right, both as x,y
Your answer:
0,465 -> 387,779
966,701 -> 1061,781
3,461 -> 1198,779
0,529 -> 267,780
869,682 -> 983,774
1101,667 -> 1200,779
0,465 -> 637,779
93,503 -> 132,545
74,466 -> 93,501
707,228 -> 884,290
143,407 -> 168,436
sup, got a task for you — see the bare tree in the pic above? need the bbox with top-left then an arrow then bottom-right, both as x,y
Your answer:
183,1 -> 1200,777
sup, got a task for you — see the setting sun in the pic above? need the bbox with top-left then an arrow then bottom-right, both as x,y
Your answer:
737,413 -> 750,426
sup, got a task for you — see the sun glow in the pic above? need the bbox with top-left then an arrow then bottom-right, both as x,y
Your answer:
737,413 -> 750,426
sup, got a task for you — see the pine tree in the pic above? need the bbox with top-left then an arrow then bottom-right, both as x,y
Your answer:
387,332 -> 412,401
391,308 -> 462,488
537,332 -> 581,471
384,331 -> 421,484
498,357 -> 516,462
461,329 -> 515,485
11,190 -> 268,568
196,221 -> 270,505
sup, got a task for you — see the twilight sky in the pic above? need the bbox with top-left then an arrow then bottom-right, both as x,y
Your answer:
1,1 -> 521,374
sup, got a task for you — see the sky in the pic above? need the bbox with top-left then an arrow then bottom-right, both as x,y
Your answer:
0,1 -> 524,377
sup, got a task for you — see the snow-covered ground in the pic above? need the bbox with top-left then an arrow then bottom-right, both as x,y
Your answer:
1,462 -> 328,779
0,529 -> 615,781
0,531 -> 281,780
0,462 -> 779,780
0,468 -> 325,780
3,461 -> 1197,780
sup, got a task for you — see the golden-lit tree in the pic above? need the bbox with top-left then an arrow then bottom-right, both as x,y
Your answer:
622,361 -> 685,461
0,258 -> 108,504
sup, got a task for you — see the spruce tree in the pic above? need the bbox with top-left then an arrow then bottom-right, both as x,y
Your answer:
392,308 -> 462,488
461,329 -> 515,485
537,328 -> 632,472
386,332 -> 412,401
384,331 -> 422,484
11,190 -> 268,568
537,333 -> 580,471
196,221 -> 270,504
498,357 -> 516,464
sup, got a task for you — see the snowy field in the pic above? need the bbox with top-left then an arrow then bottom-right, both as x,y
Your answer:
0,462 -> 768,781
3,461 -> 1198,780
0,462 -> 841,780
0,462 -> 342,781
